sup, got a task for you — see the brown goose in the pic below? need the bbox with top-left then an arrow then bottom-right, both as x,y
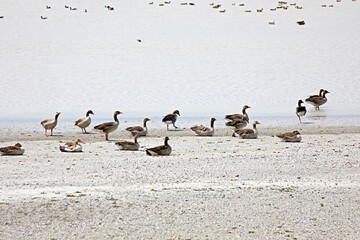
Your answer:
75,110 -> 94,134
276,130 -> 302,142
225,105 -> 251,122
126,118 -> 151,136
226,117 -> 248,129
115,135 -> 140,151
94,111 -> 122,141
146,136 -> 172,156
41,112 -> 61,136
305,90 -> 330,110
190,118 -> 216,136
233,121 -> 260,139
60,139 -> 84,152
296,100 -> 307,123
0,143 -> 25,155
162,110 -> 180,131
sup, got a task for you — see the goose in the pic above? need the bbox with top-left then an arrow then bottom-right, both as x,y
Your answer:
41,112 -> 61,136
225,117 -> 248,129
225,105 -> 251,122
190,118 -> 216,136
162,110 -> 180,131
296,100 -> 307,123
276,131 -> 302,142
94,111 -> 122,141
115,135 -> 140,151
75,110 -> 94,134
59,139 -> 84,152
305,90 -> 330,110
297,20 -> 305,25
146,137 -> 172,156
0,143 -> 24,155
126,118 -> 151,136
309,89 -> 324,98
232,121 -> 260,139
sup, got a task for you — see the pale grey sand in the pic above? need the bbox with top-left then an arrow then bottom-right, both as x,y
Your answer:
1,128 -> 359,239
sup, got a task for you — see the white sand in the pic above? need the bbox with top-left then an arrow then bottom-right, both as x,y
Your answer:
1,127 -> 360,239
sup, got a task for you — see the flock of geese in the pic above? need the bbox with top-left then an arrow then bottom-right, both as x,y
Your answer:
0,89 -> 329,156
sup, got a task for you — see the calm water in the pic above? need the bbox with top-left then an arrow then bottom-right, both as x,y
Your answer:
1,0 -> 360,125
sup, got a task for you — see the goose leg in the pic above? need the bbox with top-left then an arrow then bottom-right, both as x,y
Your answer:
166,124 -> 169,131
84,128 -> 88,134
105,133 -> 109,141
45,129 -> 47,136
51,129 -> 53,136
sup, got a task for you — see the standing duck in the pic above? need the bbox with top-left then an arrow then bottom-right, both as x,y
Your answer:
0,143 -> 25,155
233,121 -> 260,139
41,112 -> 61,136
146,136 -> 172,156
296,100 -> 307,123
225,105 -> 251,122
126,118 -> 151,136
276,131 -> 302,142
59,139 -> 84,152
162,110 -> 180,131
75,110 -> 94,134
115,135 -> 140,151
94,111 -> 122,141
190,118 -> 216,136
305,90 -> 330,110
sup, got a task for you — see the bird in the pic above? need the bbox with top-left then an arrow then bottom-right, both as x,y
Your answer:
305,90 -> 330,110
59,139 -> 84,152
296,100 -> 307,123
276,131 -> 302,142
0,143 -> 25,155
225,105 -> 251,122
115,135 -> 140,151
94,111 -> 122,141
225,117 -> 248,129
297,20 -> 305,25
41,112 -> 61,136
126,118 -> 151,136
146,136 -> 172,156
162,110 -> 180,131
309,89 -> 324,98
232,121 -> 260,139
74,110 -> 94,134
190,118 -> 216,136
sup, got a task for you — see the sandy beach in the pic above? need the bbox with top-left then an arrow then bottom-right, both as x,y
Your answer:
1,126 -> 360,239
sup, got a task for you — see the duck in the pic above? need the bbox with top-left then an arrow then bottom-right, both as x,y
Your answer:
41,112 -> 61,136
115,135 -> 140,151
0,143 -> 25,155
297,20 -> 305,25
162,110 -> 180,131
305,90 -> 330,110
225,105 -> 251,122
59,139 -> 84,152
232,121 -> 260,139
75,110 -> 94,134
296,100 -> 307,123
190,118 -> 216,136
146,137 -> 172,156
94,111 -> 122,141
276,130 -> 302,142
126,118 -> 151,136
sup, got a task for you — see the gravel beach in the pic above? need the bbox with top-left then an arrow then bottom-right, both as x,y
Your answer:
1,126 -> 360,239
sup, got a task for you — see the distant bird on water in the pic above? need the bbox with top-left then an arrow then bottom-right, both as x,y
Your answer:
41,112 -> 61,136
296,100 -> 307,123
94,111 -> 122,141
0,143 -> 25,155
305,89 -> 330,110
162,110 -> 180,131
75,110 -> 94,134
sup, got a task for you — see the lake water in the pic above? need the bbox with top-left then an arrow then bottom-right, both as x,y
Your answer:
1,0 -> 359,127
